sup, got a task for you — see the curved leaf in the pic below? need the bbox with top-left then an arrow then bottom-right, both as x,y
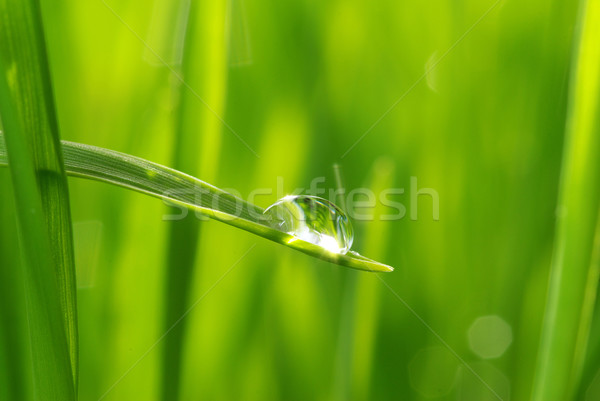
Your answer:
0,136 -> 393,272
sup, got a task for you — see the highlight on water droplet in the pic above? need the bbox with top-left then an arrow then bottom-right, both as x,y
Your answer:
263,195 -> 354,254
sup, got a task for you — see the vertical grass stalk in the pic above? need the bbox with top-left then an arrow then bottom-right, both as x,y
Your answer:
0,170 -> 33,401
532,0 -> 600,399
0,3 -> 77,400
0,0 -> 78,398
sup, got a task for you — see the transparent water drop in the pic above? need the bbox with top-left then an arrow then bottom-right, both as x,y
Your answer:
263,195 -> 354,254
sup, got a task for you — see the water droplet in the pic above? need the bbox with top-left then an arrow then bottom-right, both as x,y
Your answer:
263,195 -> 354,254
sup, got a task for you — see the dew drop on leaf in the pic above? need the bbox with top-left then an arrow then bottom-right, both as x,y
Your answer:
263,195 -> 354,254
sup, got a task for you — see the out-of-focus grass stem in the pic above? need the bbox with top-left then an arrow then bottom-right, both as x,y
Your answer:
532,0 -> 600,399
161,1 -> 228,400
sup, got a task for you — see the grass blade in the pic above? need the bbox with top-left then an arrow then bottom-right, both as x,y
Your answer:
0,95 -> 74,401
531,0 -> 600,399
576,218 -> 600,399
0,137 -> 394,273
0,170 -> 33,401
0,0 -> 78,398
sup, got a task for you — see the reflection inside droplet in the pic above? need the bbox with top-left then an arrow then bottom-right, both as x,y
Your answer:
263,195 -> 354,254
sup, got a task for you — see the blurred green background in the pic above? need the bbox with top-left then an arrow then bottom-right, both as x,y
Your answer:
0,0 -> 591,400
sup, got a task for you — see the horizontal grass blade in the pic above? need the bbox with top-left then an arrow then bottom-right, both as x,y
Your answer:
0,136 -> 394,272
